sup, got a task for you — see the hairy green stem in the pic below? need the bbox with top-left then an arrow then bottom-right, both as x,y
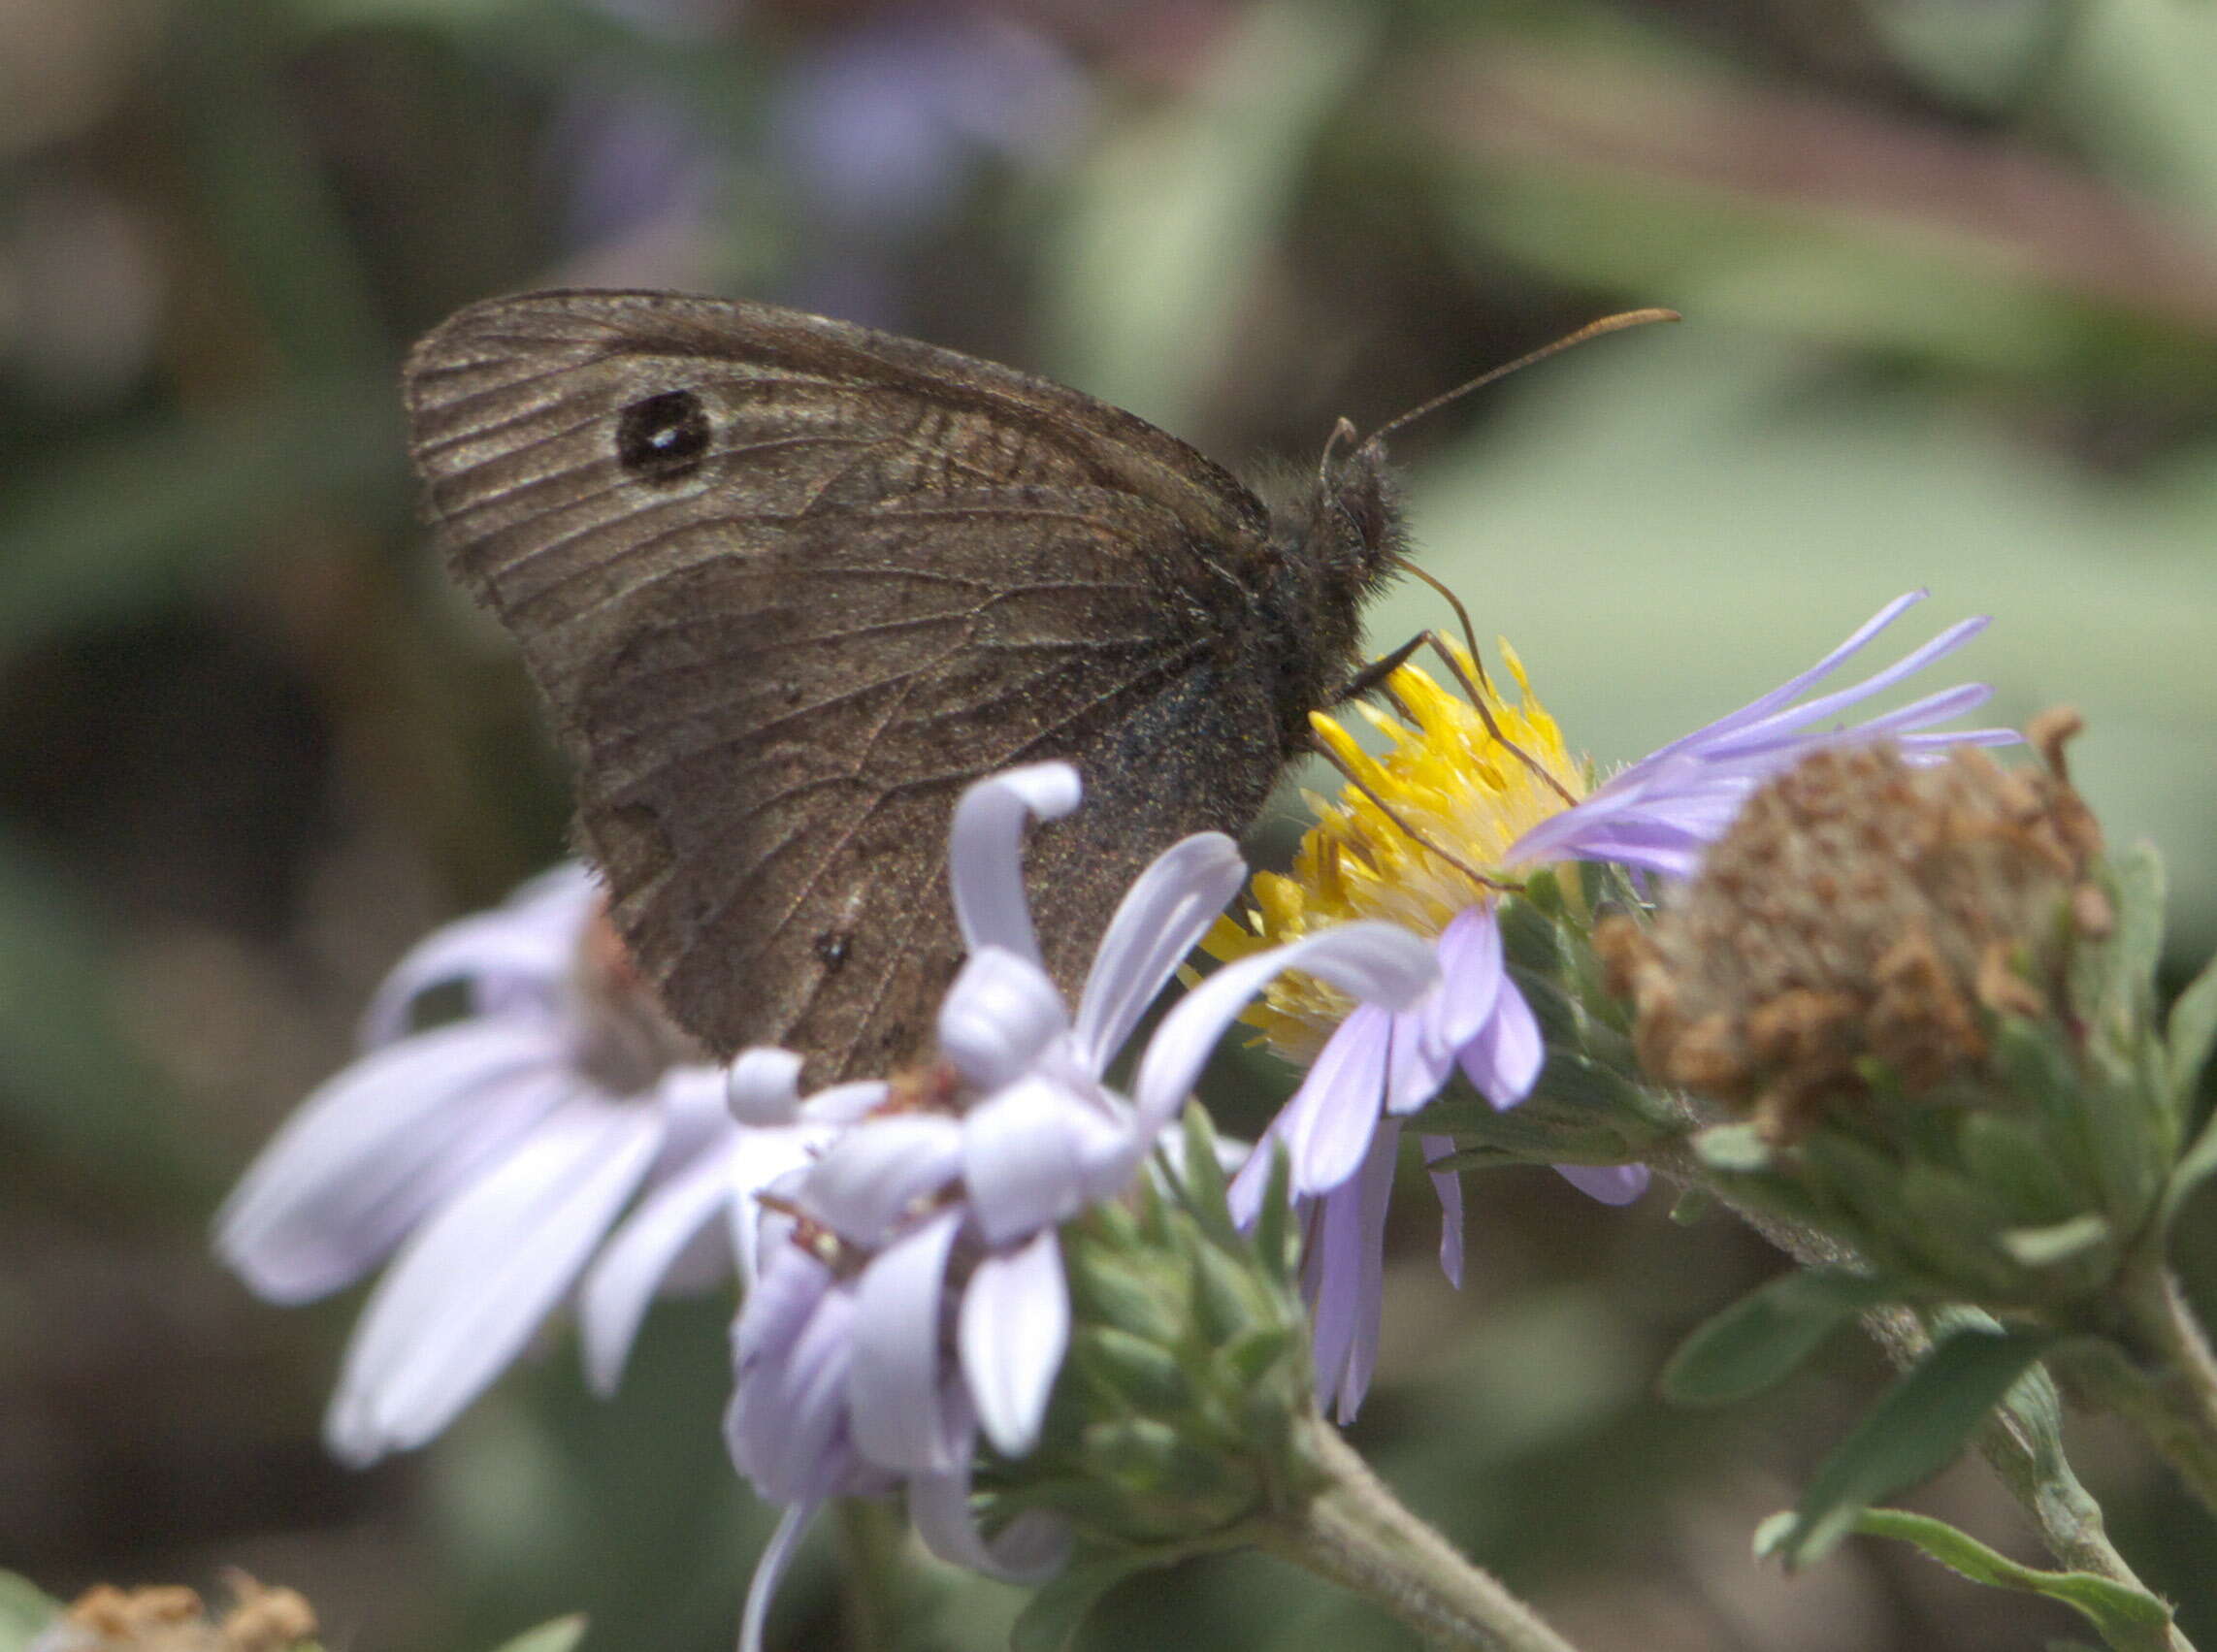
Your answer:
1253,1414 -> 1584,1652
1648,1142 -> 2190,1648
2066,1263 -> 2217,1519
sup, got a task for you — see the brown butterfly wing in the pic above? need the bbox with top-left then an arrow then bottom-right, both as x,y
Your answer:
406,290 -> 1288,1081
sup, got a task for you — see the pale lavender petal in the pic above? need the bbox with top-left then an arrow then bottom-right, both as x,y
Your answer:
729,1048 -> 806,1124
323,1100 -> 663,1464
357,862 -> 599,1047
1384,1008 -> 1453,1117
850,1211 -> 962,1472
1307,1122 -> 1399,1423
734,1245 -> 834,1377
1425,906 -> 1506,1051
1553,1162 -> 1651,1205
1283,1006 -> 1393,1197
939,947 -> 1069,1090
730,1257 -> 858,1499
801,1115 -> 963,1246
911,1457 -> 1071,1582
1224,1110 -> 1291,1228
1421,1133 -> 1465,1288
962,1076 -> 1125,1245
579,1135 -> 737,1395
1695,615 -> 1990,758
216,1021 -> 574,1304
1132,923 -> 1437,1134
948,763 -> 1081,963
1071,832 -> 1246,1073
1633,590 -> 1930,767
959,1227 -> 1068,1455
740,1503 -> 818,1652
1456,972 -> 1543,1112
1506,594 -> 2006,881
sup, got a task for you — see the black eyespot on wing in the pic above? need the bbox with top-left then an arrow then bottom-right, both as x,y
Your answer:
616,389 -> 712,483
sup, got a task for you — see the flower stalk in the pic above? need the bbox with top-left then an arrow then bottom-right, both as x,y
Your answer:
1253,1418 -> 1582,1652
2062,1260 -> 2217,1520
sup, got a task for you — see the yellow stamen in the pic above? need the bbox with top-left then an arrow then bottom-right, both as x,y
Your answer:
1205,636 -> 1589,1059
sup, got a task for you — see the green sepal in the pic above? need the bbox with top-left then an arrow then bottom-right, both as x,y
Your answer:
2165,949 -> 2217,1113
0,1573 -> 61,1652
485,1618 -> 588,1652
1174,1103 -> 1238,1246
1661,1269 -> 1904,1406
1955,1111 -> 2084,1227
1072,1325 -> 1189,1413
1064,1245 -> 1184,1348
1763,1325 -> 2060,1567
1250,1141 -> 1298,1283
2080,845 -> 2165,1039
1792,1508 -> 2175,1652
1190,1238 -> 1266,1345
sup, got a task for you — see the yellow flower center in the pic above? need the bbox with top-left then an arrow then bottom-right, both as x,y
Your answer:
1205,637 -> 1587,1060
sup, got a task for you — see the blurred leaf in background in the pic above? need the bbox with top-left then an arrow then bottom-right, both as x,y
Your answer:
2,0 -> 2213,1647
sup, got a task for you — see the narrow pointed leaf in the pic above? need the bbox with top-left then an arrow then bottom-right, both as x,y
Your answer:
1842,1508 -> 2173,1652
1767,1326 -> 2059,1567
1662,1270 -> 1903,1405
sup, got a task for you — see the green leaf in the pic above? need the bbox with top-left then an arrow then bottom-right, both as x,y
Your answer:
0,1573 -> 61,1652
2166,950 -> 2217,1110
482,1616 -> 588,1652
1011,1556 -> 1154,1652
1661,1270 -> 1903,1406
1041,0 -> 1370,433
1840,1508 -> 2174,1652
1765,1326 -> 2060,1567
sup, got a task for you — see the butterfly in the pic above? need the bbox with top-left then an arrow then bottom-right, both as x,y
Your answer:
405,290 -> 1666,1083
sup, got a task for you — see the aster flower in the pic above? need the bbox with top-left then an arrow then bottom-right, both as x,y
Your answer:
720,764 -> 1436,1652
214,863 -> 814,1464
1219,591 -> 2011,1418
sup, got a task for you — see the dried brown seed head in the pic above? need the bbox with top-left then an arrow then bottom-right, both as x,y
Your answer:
1607,726 -> 2100,1140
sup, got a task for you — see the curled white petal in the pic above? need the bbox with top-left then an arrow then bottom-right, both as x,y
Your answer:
356,862 -> 598,1047
1072,832 -> 1246,1074
948,763 -> 1082,962
1133,922 -> 1437,1134
739,1503 -> 818,1652
729,1048 -> 806,1124
800,1114 -> 963,1246
909,1429 -> 1071,1583
939,947 -> 1070,1090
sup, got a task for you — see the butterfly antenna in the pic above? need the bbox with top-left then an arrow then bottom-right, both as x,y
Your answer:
1318,416 -> 1359,488
1358,308 -> 1680,453
1395,558 -> 1491,694
1418,633 -> 1582,809
1311,732 -> 1517,899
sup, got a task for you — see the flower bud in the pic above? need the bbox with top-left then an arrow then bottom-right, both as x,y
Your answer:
973,1111 -> 1325,1552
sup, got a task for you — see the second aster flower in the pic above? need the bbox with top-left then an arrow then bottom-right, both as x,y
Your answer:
718,763 -> 1436,1651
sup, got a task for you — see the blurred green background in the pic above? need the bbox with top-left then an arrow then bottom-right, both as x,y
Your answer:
4,0 -> 2217,1647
